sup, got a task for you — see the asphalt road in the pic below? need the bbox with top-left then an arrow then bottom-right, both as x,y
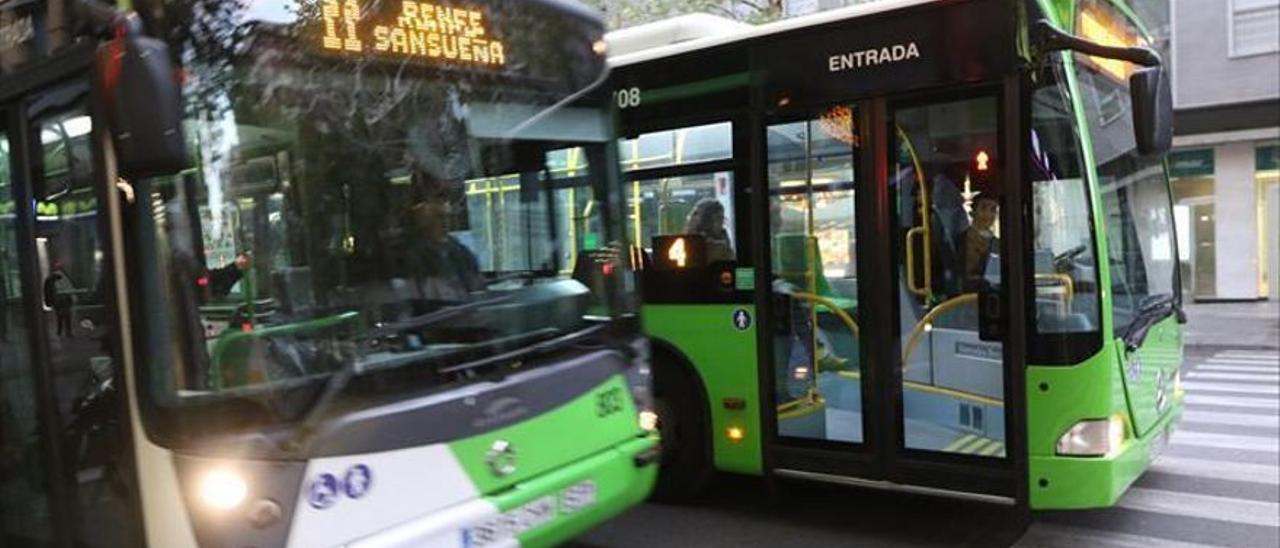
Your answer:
573,345 -> 1280,548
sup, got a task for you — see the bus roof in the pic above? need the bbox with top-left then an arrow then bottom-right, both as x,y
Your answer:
606,0 -> 938,67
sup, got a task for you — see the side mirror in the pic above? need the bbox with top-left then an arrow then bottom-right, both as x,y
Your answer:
93,23 -> 189,178
1130,66 -> 1173,157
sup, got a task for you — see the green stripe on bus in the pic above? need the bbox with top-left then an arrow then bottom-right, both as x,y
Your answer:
640,73 -> 750,107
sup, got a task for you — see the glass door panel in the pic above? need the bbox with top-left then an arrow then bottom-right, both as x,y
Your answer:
767,106 -> 862,444
1,126 -> 57,547
891,97 -> 1007,458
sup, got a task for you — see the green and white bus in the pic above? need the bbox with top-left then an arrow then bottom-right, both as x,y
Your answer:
609,0 -> 1184,509
1,1 -> 655,546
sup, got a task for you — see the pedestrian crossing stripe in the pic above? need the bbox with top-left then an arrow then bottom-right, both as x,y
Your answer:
1187,371 -> 1279,382
1216,351 -> 1279,358
1203,358 -> 1280,366
942,434 -> 1005,456
1181,381 -> 1279,394
1195,364 -> 1280,373
979,441 -> 1006,457
958,436 -> 988,454
943,434 -> 976,452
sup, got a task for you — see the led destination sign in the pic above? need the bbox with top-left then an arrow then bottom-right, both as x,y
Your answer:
320,0 -> 507,67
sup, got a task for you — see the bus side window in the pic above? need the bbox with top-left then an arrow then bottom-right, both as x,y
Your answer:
621,122 -> 737,264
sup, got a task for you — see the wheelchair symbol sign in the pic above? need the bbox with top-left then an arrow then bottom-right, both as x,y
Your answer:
732,309 -> 752,331
306,464 -> 374,510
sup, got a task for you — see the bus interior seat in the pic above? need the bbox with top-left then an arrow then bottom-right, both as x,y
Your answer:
1035,300 -> 1095,332
773,233 -> 856,312
272,266 -> 314,316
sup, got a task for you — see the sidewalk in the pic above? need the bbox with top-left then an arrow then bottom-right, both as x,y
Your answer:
1183,300 -> 1279,349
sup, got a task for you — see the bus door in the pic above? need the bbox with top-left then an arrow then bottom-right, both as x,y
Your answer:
0,70 -> 143,547
765,91 -> 1018,501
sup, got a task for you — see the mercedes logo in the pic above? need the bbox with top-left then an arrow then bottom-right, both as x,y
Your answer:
1126,354 -> 1143,383
486,439 -> 518,477
1154,369 -> 1169,413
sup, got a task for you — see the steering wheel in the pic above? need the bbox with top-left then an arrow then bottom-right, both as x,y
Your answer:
1053,245 -> 1088,270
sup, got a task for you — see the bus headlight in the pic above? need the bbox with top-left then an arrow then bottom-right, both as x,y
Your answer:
198,469 -> 248,510
639,410 -> 659,432
1055,415 -> 1127,457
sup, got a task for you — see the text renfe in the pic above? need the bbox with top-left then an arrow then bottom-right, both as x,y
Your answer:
321,0 -> 507,67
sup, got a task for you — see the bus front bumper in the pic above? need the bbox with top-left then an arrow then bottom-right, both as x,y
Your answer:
1028,396 -> 1183,510
349,434 -> 658,548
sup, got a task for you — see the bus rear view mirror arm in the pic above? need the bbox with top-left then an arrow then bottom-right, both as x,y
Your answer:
1033,19 -> 1172,156
1032,19 -> 1162,68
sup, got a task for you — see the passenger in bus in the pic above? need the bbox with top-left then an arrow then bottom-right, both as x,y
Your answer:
684,198 -> 734,263
961,192 -> 1000,288
43,261 -> 75,337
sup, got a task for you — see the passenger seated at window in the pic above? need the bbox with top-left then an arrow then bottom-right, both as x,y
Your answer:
683,198 -> 734,263
961,192 -> 1000,290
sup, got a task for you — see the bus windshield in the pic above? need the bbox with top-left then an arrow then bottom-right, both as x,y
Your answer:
135,0 -> 627,445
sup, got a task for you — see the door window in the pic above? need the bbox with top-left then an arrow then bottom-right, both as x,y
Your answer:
1,128 -> 56,546
892,96 -> 1006,457
767,107 -> 862,444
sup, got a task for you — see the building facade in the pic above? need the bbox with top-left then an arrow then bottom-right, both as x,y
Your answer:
1171,0 -> 1280,301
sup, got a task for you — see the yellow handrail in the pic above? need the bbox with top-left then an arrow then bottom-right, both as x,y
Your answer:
901,293 -> 978,368
790,292 -> 860,339
1035,273 -> 1075,301
775,291 -> 860,419
777,390 -> 825,420
896,124 -> 932,302
904,227 -> 928,297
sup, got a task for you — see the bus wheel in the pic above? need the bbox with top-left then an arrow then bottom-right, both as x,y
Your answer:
650,360 -> 712,503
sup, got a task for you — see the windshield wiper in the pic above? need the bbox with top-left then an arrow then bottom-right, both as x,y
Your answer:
280,296 -> 509,453
438,323 -> 605,376
364,295 -> 511,340
1122,293 -> 1177,352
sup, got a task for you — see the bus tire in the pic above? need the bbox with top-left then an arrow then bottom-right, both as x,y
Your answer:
650,353 -> 712,503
